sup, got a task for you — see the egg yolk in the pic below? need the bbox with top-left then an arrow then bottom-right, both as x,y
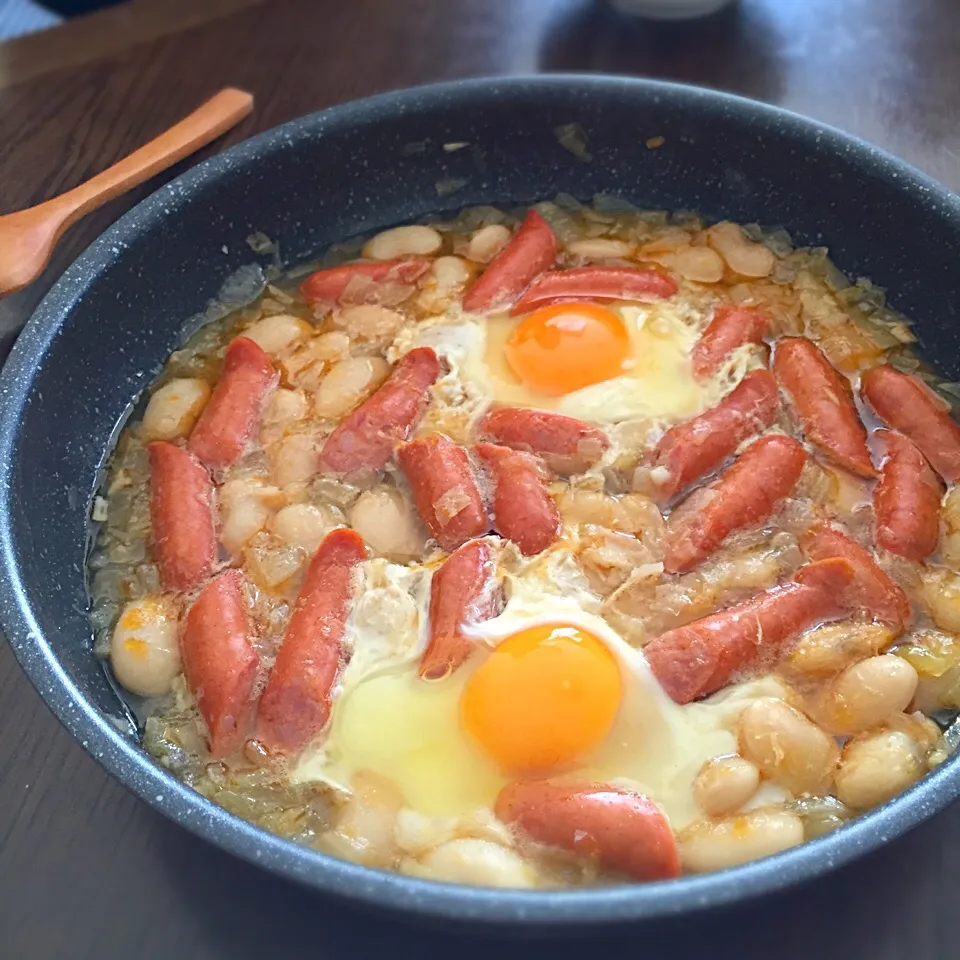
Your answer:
504,302 -> 629,396
460,623 -> 622,772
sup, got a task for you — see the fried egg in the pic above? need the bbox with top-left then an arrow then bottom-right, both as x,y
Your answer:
292,554 -> 787,829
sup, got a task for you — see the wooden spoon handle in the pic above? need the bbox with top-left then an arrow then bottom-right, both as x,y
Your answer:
50,88 -> 254,225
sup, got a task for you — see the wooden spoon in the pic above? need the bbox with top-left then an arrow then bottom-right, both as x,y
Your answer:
0,87 -> 254,297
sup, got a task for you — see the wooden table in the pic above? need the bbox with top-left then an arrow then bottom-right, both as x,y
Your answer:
1,1 -> 959,956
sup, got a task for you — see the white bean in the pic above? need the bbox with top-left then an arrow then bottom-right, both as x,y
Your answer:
835,730 -> 925,810
737,698 -> 839,795
814,655 -> 918,735
693,755 -> 761,818
566,238 -> 633,260
673,245 -> 725,283
219,477 -> 284,555
785,623 -> 894,677
270,433 -> 319,487
312,331 -> 352,362
417,256 -> 474,312
921,568 -> 960,633
314,357 -> 390,419
336,304 -> 405,342
707,222 -> 775,278
941,487 -> 960,569
270,503 -> 341,554
259,388 -> 308,445
110,596 -> 180,697
466,223 -> 511,263
141,378 -> 211,442
679,809 -> 805,873
348,487 -> 426,561
402,839 -> 536,888
242,314 -> 311,355
363,224 -> 443,260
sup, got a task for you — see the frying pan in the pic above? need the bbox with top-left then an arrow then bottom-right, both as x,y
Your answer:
1,75 -> 959,930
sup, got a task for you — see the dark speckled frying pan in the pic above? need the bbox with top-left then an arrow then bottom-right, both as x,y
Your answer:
1,76 -> 958,930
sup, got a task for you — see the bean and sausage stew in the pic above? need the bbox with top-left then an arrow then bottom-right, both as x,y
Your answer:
89,198 -> 960,888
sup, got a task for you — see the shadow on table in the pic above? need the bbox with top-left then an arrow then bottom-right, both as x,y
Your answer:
154,803 -> 945,959
537,0 -> 785,104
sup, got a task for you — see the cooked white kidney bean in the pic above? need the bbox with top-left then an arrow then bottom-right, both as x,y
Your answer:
347,486 -> 426,561
566,238 -> 634,260
814,655 -> 918,735
242,314 -> 311,355
314,357 -> 391,420
141,378 -> 211,442
417,256 -> 473,312
270,433 -> 319,487
260,387 -> 308,445
922,568 -> 960,633
940,487 -> 960,569
322,771 -> 404,868
835,730 -> 925,810
219,477 -> 284,555
335,304 -> 405,342
693,755 -> 761,818
785,623 -> 894,677
738,698 -> 839,795
402,839 -> 536,888
679,809 -> 805,873
270,502 -> 342,554
707,222 -> 776,278
466,223 -> 511,263
312,330 -> 352,362
110,595 -> 180,697
673,245 -> 725,283
363,224 -> 443,260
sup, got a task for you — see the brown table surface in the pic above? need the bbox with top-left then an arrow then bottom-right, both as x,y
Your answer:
2,0 -> 960,956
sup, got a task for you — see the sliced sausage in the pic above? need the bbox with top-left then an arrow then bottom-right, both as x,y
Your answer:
644,557 -> 855,704
461,210 -> 559,313
397,434 -> 489,551
874,430 -> 943,562
495,780 -> 680,881
801,523 -> 910,628
299,259 -> 430,305
773,337 -> 875,477
663,434 -> 806,573
478,407 -> 610,475
148,441 -> 215,591
652,369 -> 780,502
421,539 -> 500,680
691,303 -> 769,379
318,347 -> 441,479
510,266 -> 677,315
188,337 -> 278,470
257,529 -> 366,754
473,442 -> 560,556
860,364 -> 960,482
181,570 -> 260,756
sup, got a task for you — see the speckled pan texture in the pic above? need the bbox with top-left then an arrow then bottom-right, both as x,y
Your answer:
1,75 -> 959,930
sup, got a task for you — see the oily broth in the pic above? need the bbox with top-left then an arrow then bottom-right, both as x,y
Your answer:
88,197 -> 959,888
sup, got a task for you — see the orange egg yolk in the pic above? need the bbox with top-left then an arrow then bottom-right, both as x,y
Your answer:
460,623 -> 622,773
504,302 -> 630,396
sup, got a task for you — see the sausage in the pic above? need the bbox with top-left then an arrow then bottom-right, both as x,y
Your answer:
773,337 -> 875,478
495,780 -> 680,881
691,303 -> 769,379
421,539 -> 500,680
801,523 -> 910,628
257,529 -> 366,754
663,434 -> 806,573
645,557 -> 855,704
397,434 -> 489,551
461,210 -> 559,313
510,266 -> 678,315
478,407 -> 610,475
148,441 -> 215,591
860,364 -> 960,482
181,570 -> 260,756
187,337 -> 278,470
318,347 -> 441,479
299,259 -> 430,304
652,370 -> 780,502
874,430 -> 943,562
473,442 -> 560,556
